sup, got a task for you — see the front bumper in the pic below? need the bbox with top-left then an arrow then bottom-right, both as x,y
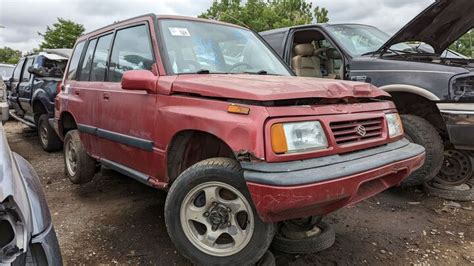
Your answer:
437,103 -> 474,150
242,139 -> 425,222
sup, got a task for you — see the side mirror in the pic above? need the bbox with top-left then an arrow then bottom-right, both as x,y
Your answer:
121,70 -> 157,93
28,66 -> 47,76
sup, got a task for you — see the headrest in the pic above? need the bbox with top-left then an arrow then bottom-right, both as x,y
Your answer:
294,44 -> 314,56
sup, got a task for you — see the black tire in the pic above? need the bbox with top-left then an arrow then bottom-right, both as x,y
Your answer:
271,221 -> 335,254
64,130 -> 96,184
38,114 -> 62,152
400,114 -> 444,187
165,158 -> 275,265
423,182 -> 474,202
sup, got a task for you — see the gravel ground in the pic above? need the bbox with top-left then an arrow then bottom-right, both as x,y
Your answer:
5,121 -> 474,265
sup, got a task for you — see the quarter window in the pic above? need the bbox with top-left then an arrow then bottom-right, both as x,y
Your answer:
108,24 -> 154,82
67,41 -> 85,80
90,34 -> 113,81
21,57 -> 35,82
79,39 -> 97,81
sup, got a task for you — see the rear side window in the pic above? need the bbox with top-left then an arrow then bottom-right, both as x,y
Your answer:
90,34 -> 113,81
79,39 -> 97,81
21,57 -> 35,82
13,59 -> 25,81
67,41 -> 85,80
108,24 -> 154,82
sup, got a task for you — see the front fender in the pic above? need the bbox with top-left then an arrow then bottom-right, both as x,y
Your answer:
158,96 -> 269,160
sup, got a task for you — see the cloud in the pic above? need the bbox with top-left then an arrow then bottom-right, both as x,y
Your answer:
0,0 -> 434,53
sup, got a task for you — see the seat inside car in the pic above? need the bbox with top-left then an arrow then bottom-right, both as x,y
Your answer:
291,43 -> 322,77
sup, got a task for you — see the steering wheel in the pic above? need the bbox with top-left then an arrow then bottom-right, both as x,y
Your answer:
229,62 -> 253,72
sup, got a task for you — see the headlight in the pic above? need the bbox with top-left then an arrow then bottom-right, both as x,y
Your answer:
271,121 -> 328,154
385,113 -> 403,137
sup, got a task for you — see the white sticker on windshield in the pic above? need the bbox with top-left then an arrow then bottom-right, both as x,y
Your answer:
169,27 -> 191,37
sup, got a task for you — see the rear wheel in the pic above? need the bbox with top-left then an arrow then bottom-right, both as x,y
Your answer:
64,130 -> 96,184
400,115 -> 444,187
433,149 -> 473,186
38,114 -> 62,152
165,158 -> 275,265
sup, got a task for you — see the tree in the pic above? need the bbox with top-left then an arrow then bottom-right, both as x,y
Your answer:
0,47 -> 22,64
314,6 -> 329,23
199,0 -> 328,32
449,30 -> 473,58
38,18 -> 85,49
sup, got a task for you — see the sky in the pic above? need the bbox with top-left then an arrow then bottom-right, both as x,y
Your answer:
0,0 -> 433,53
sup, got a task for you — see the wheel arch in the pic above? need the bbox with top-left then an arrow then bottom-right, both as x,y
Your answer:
380,84 -> 441,101
32,99 -> 47,124
58,111 -> 78,139
166,129 -> 237,182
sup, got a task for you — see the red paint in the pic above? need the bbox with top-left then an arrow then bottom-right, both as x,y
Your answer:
246,152 -> 426,223
55,15 -> 425,222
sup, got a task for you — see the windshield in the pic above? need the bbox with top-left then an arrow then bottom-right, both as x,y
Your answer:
325,25 -> 415,56
0,65 -> 14,80
158,19 -> 291,75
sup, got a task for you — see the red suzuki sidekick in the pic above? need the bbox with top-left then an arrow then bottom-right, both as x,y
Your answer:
54,14 -> 425,264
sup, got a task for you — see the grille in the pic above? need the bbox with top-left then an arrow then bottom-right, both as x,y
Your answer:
330,117 -> 384,145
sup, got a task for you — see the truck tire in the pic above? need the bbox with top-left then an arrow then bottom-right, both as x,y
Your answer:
38,114 -> 62,152
271,221 -> 335,254
400,115 -> 444,187
165,158 -> 275,265
64,130 -> 96,184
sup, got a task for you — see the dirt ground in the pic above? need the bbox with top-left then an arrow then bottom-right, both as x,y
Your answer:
4,121 -> 473,265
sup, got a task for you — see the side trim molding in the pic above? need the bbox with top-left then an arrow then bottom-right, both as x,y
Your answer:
99,158 -> 150,185
77,123 -> 154,151
378,84 -> 441,101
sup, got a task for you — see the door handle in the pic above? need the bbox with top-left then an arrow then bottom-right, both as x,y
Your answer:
74,90 -> 80,96
103,93 -> 110,100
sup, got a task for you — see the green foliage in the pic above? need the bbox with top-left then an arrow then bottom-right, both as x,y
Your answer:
449,30 -> 473,58
38,18 -> 85,49
199,0 -> 329,32
0,47 -> 22,64
314,6 -> 329,23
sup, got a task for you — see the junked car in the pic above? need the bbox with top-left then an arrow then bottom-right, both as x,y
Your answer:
54,14 -> 425,264
6,50 -> 69,151
260,0 -> 474,193
0,121 -> 62,264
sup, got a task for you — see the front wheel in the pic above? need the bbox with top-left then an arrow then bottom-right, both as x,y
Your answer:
165,158 -> 275,265
400,115 -> 444,187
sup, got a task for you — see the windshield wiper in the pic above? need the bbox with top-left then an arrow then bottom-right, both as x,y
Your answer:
243,70 -> 268,75
196,69 -> 210,74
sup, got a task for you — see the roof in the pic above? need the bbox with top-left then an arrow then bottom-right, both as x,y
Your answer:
79,14 -> 248,42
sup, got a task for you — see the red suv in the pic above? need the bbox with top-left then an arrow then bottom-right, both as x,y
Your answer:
54,14 -> 425,264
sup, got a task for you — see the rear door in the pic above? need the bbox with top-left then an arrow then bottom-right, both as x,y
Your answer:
96,22 -> 157,176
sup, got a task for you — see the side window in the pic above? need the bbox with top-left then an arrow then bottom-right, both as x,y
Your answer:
13,59 -> 25,81
108,25 -> 154,82
21,57 -> 34,82
67,41 -> 85,80
79,39 -> 97,81
90,34 -> 113,81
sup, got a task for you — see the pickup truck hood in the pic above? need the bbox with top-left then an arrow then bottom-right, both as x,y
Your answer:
378,0 -> 474,55
171,74 -> 388,101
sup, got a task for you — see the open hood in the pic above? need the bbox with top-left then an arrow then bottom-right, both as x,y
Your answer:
171,74 -> 388,102
378,0 -> 474,55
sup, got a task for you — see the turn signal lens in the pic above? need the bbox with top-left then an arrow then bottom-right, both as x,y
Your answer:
385,113 -> 404,137
271,123 -> 288,154
227,104 -> 250,115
